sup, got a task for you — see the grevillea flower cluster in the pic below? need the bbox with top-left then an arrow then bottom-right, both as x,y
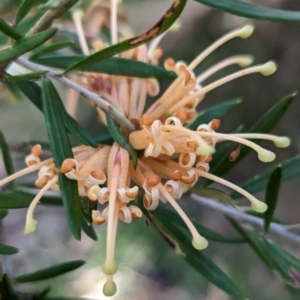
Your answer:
0,0 -> 291,297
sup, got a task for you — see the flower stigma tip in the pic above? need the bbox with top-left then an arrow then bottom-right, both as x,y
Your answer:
238,24 -> 255,39
258,149 -> 276,163
24,219 -> 37,234
238,55 -> 254,67
196,144 -> 215,156
251,200 -> 268,213
103,280 -> 117,297
192,234 -> 209,250
260,61 -> 277,76
274,137 -> 291,148
102,260 -> 119,275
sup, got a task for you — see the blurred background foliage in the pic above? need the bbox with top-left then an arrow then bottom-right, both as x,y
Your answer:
1,0 -> 300,299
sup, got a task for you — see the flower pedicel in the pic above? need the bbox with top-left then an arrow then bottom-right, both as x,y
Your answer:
0,1 -> 291,297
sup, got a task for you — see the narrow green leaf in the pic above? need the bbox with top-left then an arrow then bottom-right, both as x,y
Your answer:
189,98 -> 242,130
264,166 -> 282,232
0,18 -> 22,40
42,78 -> 81,240
0,274 -> 20,300
16,81 -> 97,147
34,55 -> 176,79
106,112 -> 138,168
0,243 -> 19,255
65,0 -> 187,72
209,93 -> 295,179
194,0 -> 300,22
152,205 -> 244,244
14,260 -> 85,283
81,217 -> 98,241
15,81 -> 42,110
0,27 -> 58,64
16,9 -> 46,35
6,71 -> 48,82
0,130 -> 14,176
15,0 -> 40,25
234,154 -> 300,197
0,191 -> 62,208
0,209 -> 8,219
153,216 -> 245,299
230,219 -> 300,286
29,41 -> 74,60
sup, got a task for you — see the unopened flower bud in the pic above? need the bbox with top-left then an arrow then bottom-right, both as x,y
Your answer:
31,144 -> 43,156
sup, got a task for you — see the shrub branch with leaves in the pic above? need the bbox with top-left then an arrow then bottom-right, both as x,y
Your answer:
0,0 -> 300,299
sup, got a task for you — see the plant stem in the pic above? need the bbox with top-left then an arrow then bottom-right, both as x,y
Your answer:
16,57 -> 135,132
190,193 -> 300,244
27,0 -> 80,35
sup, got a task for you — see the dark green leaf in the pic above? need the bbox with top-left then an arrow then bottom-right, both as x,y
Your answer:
29,41 -> 74,60
0,191 -> 62,208
0,27 -> 58,64
106,112 -> 138,168
153,205 -> 244,243
264,166 -> 282,232
210,93 -> 295,179
15,0 -> 39,25
0,209 -> 8,219
0,130 -> 14,176
189,98 -> 242,130
15,81 -> 42,110
81,217 -> 98,241
234,154 -> 300,197
16,81 -> 97,147
32,286 -> 51,300
0,274 -> 20,300
153,215 -> 245,299
16,9 -> 46,35
47,80 -> 97,147
65,0 -> 187,72
34,55 -> 176,79
13,260 -> 85,283
94,134 -> 114,145
194,0 -> 300,22
42,78 -> 81,240
230,219 -> 300,286
0,243 -> 19,255
6,71 -> 48,82
0,18 -> 22,40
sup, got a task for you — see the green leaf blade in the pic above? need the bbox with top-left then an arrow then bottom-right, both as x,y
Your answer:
0,27 -> 58,64
194,0 -> 300,22
0,130 -> 14,176
0,18 -> 22,40
189,98 -> 242,130
6,71 -> 48,82
29,40 -> 74,60
15,0 -> 39,25
41,78 -> 81,241
13,260 -> 85,283
34,55 -> 176,79
0,243 -> 19,255
264,166 -> 282,232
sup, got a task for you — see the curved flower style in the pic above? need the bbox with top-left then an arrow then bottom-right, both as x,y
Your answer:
0,0 -> 291,297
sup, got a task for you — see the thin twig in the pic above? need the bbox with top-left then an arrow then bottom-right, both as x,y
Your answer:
27,0 -> 80,35
190,193 -> 300,244
16,57 -> 135,132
